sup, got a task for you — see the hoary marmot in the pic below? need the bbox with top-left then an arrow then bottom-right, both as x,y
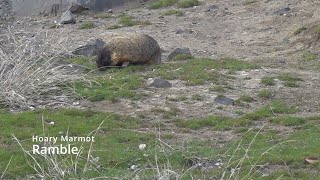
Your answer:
96,34 -> 162,70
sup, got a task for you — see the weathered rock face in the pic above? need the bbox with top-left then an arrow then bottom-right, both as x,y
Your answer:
8,0 -> 139,16
0,0 -> 13,17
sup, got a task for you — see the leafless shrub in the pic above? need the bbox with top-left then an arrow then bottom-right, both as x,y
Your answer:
0,28 -> 86,110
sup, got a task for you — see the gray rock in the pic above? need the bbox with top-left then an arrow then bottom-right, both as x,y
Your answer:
205,5 -> 218,12
72,39 -> 106,56
69,3 -> 89,14
168,48 -> 192,60
274,7 -> 290,16
150,79 -> 172,88
214,96 -> 234,105
60,10 -> 76,24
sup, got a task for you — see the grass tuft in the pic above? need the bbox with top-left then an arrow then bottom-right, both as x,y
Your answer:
261,76 -> 275,86
149,0 -> 178,9
162,9 -> 184,16
177,0 -> 200,8
294,26 -> 307,35
79,21 -> 95,29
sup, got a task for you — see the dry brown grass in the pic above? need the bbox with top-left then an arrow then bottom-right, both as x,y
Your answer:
0,28 -> 87,110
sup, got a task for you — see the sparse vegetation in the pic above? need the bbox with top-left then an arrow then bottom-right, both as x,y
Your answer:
149,58 -> 258,85
302,50 -> 318,61
258,89 -> 273,99
270,116 -> 305,126
177,0 -> 200,8
79,21 -> 95,29
149,0 -> 178,9
75,68 -> 144,102
244,0 -> 257,5
162,9 -> 184,16
108,14 -> 151,29
261,76 -> 276,86
238,95 -> 254,102
277,74 -> 302,87
170,54 -> 194,61
294,26 -> 307,35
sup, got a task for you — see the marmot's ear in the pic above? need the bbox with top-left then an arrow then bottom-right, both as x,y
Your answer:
96,47 -> 111,71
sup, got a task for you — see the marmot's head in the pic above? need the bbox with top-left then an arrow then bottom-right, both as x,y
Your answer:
96,46 -> 112,71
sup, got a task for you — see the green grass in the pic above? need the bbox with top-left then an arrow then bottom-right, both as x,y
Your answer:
176,101 -> 297,130
243,101 -> 296,120
258,89 -> 273,99
1,102 -> 320,179
270,116 -> 305,126
277,74 -> 302,87
66,57 -> 96,70
238,95 -> 254,102
149,58 -> 258,86
0,109 -> 149,179
75,67 -> 144,102
108,14 -> 151,29
170,54 -> 194,61
302,50 -> 318,61
244,0 -> 257,5
149,0 -> 178,9
261,76 -> 275,86
162,9 -> 184,16
78,21 -> 95,29
191,94 -> 204,101
294,26 -> 307,35
316,25 -> 320,35
177,0 -> 200,8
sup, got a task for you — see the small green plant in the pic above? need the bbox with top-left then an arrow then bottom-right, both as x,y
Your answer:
316,25 -> 320,35
166,96 -> 188,102
177,0 -> 200,8
258,89 -> 273,99
149,0 -> 178,9
79,21 -> 95,29
302,50 -> 318,61
238,95 -> 254,102
294,26 -> 307,35
277,74 -> 302,87
261,76 -> 275,86
191,94 -> 204,101
244,0 -> 257,5
108,14 -> 151,29
162,9 -> 184,16
163,107 -> 180,119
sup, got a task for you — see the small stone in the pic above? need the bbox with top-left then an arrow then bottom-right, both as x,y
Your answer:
107,9 -> 113,13
150,79 -> 172,88
214,96 -> 234,105
139,144 -> 146,150
69,3 -> 89,14
168,48 -> 192,60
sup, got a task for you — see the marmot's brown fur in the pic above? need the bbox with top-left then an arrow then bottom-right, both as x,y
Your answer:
96,34 -> 162,70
